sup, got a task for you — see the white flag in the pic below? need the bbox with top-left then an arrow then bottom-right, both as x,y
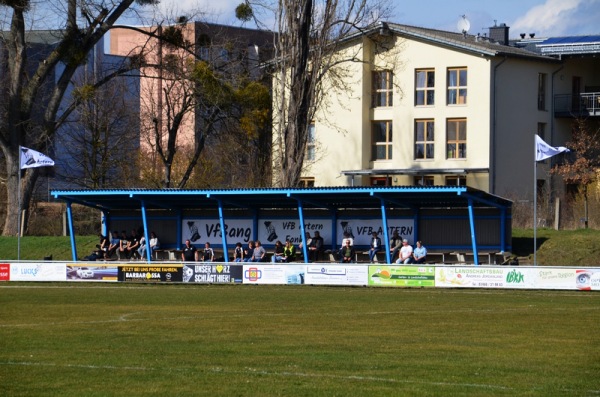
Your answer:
20,146 -> 55,169
535,135 -> 569,162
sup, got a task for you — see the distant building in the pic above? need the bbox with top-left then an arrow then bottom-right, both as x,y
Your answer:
109,22 -> 274,156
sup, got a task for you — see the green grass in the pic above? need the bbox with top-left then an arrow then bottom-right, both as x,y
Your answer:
0,284 -> 598,396
512,228 -> 600,266
3,228 -> 600,265
0,235 -> 98,261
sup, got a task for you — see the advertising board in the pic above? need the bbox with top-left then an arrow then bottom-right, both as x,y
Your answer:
10,262 -> 66,281
181,263 -> 242,283
368,265 -> 435,287
436,267 -> 536,289
118,265 -> 183,282
243,264 -> 306,284
304,265 -> 368,285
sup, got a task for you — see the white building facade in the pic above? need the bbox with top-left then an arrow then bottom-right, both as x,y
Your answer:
296,22 -> 600,201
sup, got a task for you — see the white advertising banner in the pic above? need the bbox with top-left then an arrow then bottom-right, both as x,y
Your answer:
182,218 -> 253,245
435,267 -> 537,289
10,262 -> 66,281
257,218 -> 332,246
304,265 -> 369,285
534,268 -> 578,290
243,264 -> 306,284
336,219 -> 415,246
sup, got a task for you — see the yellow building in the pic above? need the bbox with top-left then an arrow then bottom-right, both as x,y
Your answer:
295,22 -> 600,201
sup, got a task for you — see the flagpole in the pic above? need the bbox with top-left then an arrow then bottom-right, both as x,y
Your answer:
15,146 -> 55,261
533,138 -> 537,266
17,145 -> 21,261
533,135 -> 570,267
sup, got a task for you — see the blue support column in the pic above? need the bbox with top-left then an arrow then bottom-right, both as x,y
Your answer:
297,200 -> 308,262
101,211 -> 108,237
252,210 -> 258,241
218,200 -> 229,262
468,198 -> 479,266
140,200 -> 151,264
413,210 -> 419,243
500,207 -> 506,253
380,198 -> 391,264
66,202 -> 77,262
176,210 -> 182,249
331,210 -> 338,251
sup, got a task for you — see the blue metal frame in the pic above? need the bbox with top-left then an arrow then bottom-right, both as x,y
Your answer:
52,186 -> 512,264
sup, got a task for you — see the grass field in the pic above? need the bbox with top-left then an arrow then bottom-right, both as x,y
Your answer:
1,283 -> 599,396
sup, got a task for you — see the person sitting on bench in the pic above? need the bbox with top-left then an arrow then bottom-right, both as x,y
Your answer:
412,241 -> 427,264
340,240 -> 356,263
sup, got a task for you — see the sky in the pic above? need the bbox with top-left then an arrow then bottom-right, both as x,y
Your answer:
156,0 -> 600,38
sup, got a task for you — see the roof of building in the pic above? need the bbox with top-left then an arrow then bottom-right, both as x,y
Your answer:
360,22 -> 560,62
530,35 -> 600,56
51,186 -> 512,213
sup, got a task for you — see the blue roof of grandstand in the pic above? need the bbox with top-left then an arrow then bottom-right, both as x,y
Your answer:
51,186 -> 512,212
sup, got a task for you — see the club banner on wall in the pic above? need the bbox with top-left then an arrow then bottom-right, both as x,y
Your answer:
337,219 -> 414,246
118,265 -> 183,282
257,218 -> 332,246
182,217 -> 414,248
368,265 -> 435,287
304,265 -> 368,285
182,219 -> 253,245
243,264 -> 306,284
10,263 -> 66,281
66,265 -> 118,282
181,263 -> 241,283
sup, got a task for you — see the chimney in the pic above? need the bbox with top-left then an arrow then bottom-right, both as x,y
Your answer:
489,22 -> 509,45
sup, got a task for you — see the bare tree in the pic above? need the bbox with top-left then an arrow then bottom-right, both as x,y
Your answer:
0,0 -> 157,235
122,22 -> 272,188
238,0 -> 394,187
55,74 -> 140,189
551,118 -> 600,229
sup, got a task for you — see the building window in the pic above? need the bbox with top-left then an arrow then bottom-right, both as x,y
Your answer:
372,70 -> 393,107
447,119 -> 466,159
415,119 -> 434,159
538,73 -> 547,110
198,34 -> 211,61
199,47 -> 210,60
415,69 -> 435,106
220,49 -> 230,61
371,177 -> 391,186
306,123 -> 316,161
299,177 -> 315,188
372,121 -> 393,160
446,176 -> 466,186
537,122 -> 546,140
447,67 -> 467,105
414,176 -> 434,186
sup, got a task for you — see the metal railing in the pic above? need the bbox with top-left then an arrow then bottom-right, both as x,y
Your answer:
554,92 -> 600,117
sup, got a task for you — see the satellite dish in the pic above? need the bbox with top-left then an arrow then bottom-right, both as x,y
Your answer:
457,15 -> 471,34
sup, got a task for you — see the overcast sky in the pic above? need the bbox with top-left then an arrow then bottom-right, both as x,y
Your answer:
156,0 -> 600,38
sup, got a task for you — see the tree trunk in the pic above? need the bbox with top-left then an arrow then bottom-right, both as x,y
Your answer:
3,164 -> 38,236
277,0 -> 313,188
